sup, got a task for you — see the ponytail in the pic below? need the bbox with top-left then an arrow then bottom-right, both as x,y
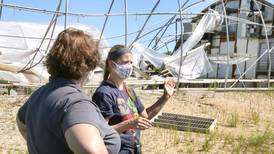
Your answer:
103,44 -> 125,82
103,60 -> 110,81
123,82 -> 135,101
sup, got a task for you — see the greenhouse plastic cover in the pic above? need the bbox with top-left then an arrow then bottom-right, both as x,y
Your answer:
208,55 -> 250,64
132,43 -> 212,79
170,10 -> 222,60
0,21 -> 108,84
131,10 -> 222,79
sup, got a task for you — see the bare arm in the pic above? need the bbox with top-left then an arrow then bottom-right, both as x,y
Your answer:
65,124 -> 108,154
108,117 -> 151,134
16,113 -> 27,140
144,79 -> 175,120
111,119 -> 135,133
145,94 -> 170,120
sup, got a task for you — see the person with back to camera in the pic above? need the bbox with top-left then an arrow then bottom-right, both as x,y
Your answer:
92,44 -> 176,154
16,28 -> 121,154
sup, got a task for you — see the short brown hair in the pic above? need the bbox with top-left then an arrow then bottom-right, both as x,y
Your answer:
45,28 -> 100,80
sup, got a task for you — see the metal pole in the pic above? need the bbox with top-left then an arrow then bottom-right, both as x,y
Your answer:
99,0 -> 115,42
19,0 -> 62,72
253,0 -> 271,88
154,37 -> 175,51
154,38 -> 171,52
151,18 -> 177,50
176,0 -> 184,92
0,0 -> 4,20
175,18 -> 178,44
29,0 -> 62,68
147,17 -> 175,47
230,47 -> 274,88
105,20 -> 177,41
148,0 -> 191,49
135,10 -> 274,44
221,0 -> 230,88
0,1 -> 274,23
1,2 -> 274,25
129,0 -> 160,48
64,0 -> 69,29
124,0 -> 128,46
151,0 -> 205,49
30,12 -> 59,69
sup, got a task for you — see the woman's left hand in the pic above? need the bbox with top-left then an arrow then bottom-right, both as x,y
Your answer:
163,79 -> 176,98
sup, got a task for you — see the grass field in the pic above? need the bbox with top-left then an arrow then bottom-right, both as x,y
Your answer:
0,90 -> 273,154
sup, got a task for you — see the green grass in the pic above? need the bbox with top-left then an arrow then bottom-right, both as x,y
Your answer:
232,135 -> 248,154
249,110 -> 260,125
200,132 -> 217,152
221,128 -> 273,153
222,133 -> 234,148
208,81 -> 219,90
247,128 -> 272,148
226,112 -> 239,127
144,125 -> 274,153
248,133 -> 267,147
264,84 -> 274,98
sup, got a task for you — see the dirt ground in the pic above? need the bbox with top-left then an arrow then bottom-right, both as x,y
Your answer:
0,90 -> 273,154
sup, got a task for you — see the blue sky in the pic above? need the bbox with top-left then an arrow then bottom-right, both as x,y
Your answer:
1,0 -> 274,52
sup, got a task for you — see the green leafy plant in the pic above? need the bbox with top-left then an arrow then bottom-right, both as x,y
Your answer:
247,128 -> 272,148
248,133 -> 266,147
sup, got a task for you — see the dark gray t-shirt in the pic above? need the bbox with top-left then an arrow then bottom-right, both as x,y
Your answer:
18,77 -> 121,154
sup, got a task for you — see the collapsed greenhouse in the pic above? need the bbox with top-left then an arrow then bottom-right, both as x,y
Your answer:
0,0 -> 273,91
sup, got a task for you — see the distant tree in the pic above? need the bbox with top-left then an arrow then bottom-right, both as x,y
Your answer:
164,50 -> 172,56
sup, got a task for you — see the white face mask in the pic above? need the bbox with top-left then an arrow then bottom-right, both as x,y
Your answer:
112,61 -> 133,79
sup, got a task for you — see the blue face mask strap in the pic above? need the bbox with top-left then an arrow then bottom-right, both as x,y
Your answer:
111,60 -> 119,67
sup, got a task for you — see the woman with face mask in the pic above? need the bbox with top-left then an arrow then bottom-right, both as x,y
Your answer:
92,44 -> 176,154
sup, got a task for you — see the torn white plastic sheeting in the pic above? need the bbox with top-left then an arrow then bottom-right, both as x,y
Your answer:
0,22 -> 53,64
0,63 -> 48,83
131,42 -> 170,68
0,71 -> 21,82
0,71 -> 42,83
131,10 -> 221,79
0,21 -> 108,84
208,55 -> 250,64
0,21 -> 108,63
164,9 -> 221,79
166,46 -> 212,79
0,50 -> 36,64
132,42 -> 212,79
131,10 -> 222,68
169,10 -> 222,62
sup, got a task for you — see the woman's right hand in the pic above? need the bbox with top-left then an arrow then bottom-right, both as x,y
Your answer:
129,117 -> 152,130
